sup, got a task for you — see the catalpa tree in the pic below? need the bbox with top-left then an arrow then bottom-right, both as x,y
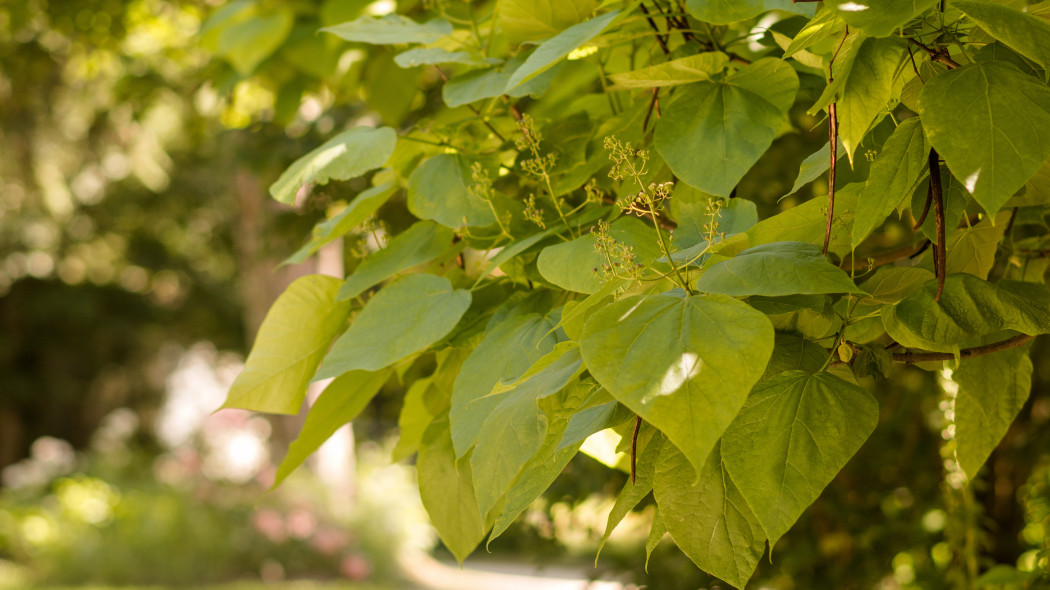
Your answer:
214,0 -> 1050,586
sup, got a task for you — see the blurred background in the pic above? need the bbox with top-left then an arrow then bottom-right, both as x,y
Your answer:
0,1 -> 1048,589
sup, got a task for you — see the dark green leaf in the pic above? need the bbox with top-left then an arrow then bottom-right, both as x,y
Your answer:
536,216 -> 661,294
696,242 -> 867,296
610,53 -> 730,89
505,10 -> 621,92
322,14 -> 453,44
825,0 -> 939,37
852,117 -> 928,248
407,154 -> 496,228
956,0 -> 1050,72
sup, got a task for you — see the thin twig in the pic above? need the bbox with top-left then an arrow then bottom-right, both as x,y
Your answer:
892,334 -> 1034,364
823,27 -> 849,256
643,87 -> 660,132
929,148 -> 946,301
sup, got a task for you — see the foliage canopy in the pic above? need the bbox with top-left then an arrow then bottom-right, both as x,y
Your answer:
216,0 -> 1050,586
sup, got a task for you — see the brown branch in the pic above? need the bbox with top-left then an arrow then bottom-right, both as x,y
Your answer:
638,2 -> 671,56
643,87 -> 660,132
892,334 -> 1034,364
907,38 -> 961,70
823,27 -> 849,256
929,148 -> 946,301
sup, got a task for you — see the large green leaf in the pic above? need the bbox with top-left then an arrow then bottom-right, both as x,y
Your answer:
315,274 -> 471,379
836,37 -> 906,164
497,0 -> 597,43
655,58 -> 798,197
450,301 -> 558,457
883,275 -> 1050,352
722,371 -> 879,545
747,185 -> 861,255
443,59 -> 562,107
580,292 -> 774,476
954,346 -> 1034,480
654,442 -> 766,589
941,212 -> 1011,279
392,348 -> 464,462
489,380 -> 600,540
536,216 -> 661,294
851,117 -> 928,248
418,417 -> 487,564
469,344 -> 584,520
407,154 -> 497,228
269,127 -> 397,205
273,369 -> 390,486
696,242 -> 867,297
224,275 -> 351,414
285,181 -> 398,265
784,7 -> 846,58
825,0 -> 939,37
322,14 -> 453,44
685,0 -> 814,25
918,61 -> 1050,216
505,10 -> 621,92
956,1 -> 1050,72
859,267 -> 935,305
338,221 -> 455,300
609,53 -> 729,89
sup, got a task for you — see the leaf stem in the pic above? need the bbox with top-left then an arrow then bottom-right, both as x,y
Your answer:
891,334 -> 1034,364
631,415 -> 642,484
929,148 -> 946,301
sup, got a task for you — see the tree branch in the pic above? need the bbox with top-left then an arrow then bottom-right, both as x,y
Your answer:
891,334 -> 1034,364
907,38 -> 962,69
839,240 -> 930,272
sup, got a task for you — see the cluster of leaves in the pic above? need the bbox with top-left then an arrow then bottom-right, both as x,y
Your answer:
217,0 -> 1050,586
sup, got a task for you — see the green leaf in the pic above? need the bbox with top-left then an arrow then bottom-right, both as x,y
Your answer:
941,212 -> 1010,279
418,417 -> 487,564
747,185 -> 861,255
685,0 -> 814,26
338,221 -> 455,300
696,241 -> 867,297
269,127 -> 397,205
918,61 -> 1050,216
273,369 -> 389,486
598,428 -> 665,556
450,302 -> 558,457
837,38 -> 906,164
489,379 -> 600,540
852,117 -> 929,248
224,275 -> 351,414
645,508 -> 667,571
956,0 -> 1050,72
609,53 -> 730,89
784,7 -> 846,58
407,154 -> 497,228
316,274 -> 472,379
322,14 -> 453,45
392,348 -> 464,462
655,58 -> 799,198
669,188 -> 758,250
215,7 -> 294,75
285,182 -> 398,265
722,371 -> 879,544
505,10 -> 621,92
443,59 -> 562,107
394,48 -> 494,68
497,0 -> 598,44
762,332 -> 829,379
654,442 -> 766,589
825,0 -> 939,37
859,267 -> 935,304
469,344 -> 584,520
580,292 -> 774,476
883,275 -> 1050,353
954,346 -> 1033,480
536,216 -> 661,294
